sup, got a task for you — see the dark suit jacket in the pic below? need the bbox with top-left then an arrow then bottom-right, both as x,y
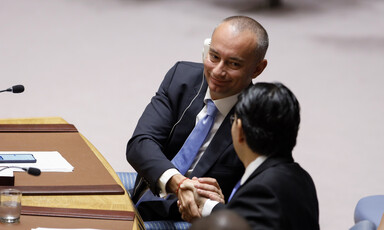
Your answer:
213,156 -> 319,230
126,61 -> 244,220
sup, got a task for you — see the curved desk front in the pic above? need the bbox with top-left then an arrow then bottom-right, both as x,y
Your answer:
0,117 -> 144,230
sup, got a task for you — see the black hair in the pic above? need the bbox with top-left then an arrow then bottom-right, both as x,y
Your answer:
234,82 -> 300,157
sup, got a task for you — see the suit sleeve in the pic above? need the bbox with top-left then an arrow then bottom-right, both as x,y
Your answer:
126,62 -> 193,194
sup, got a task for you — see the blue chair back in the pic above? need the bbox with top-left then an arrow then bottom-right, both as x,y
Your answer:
116,171 -> 191,230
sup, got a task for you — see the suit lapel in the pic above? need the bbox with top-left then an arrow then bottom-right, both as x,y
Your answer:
227,156 -> 295,204
181,80 -> 207,124
166,78 -> 208,151
190,108 -> 234,177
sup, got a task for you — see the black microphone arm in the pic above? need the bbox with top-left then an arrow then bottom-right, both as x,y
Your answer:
0,85 -> 25,93
0,166 -> 41,176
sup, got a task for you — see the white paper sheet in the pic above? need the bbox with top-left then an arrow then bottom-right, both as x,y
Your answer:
32,228 -> 102,230
0,151 -> 74,176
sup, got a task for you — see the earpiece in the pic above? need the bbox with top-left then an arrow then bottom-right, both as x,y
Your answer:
168,73 -> 204,139
202,38 -> 211,62
169,38 -> 210,140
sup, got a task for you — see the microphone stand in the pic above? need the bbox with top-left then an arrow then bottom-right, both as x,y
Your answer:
0,85 -> 25,93
0,166 -> 41,176
0,88 -> 12,93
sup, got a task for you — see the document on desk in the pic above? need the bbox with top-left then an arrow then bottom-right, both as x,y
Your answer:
32,228 -> 102,230
0,151 -> 74,176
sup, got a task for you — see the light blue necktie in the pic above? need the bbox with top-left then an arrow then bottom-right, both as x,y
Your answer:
171,99 -> 218,175
136,100 -> 218,207
228,180 -> 241,202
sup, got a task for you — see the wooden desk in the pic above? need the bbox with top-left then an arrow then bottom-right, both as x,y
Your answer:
0,117 -> 144,230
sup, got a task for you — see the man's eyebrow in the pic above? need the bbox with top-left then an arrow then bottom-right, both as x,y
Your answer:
229,57 -> 244,63
209,47 -> 245,63
209,47 -> 219,54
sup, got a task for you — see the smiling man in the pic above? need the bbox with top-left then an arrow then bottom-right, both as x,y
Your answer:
205,19 -> 267,100
126,16 -> 269,221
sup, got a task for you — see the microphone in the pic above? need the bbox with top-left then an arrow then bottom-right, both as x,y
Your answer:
24,167 -> 41,176
0,166 -> 41,176
0,85 -> 25,94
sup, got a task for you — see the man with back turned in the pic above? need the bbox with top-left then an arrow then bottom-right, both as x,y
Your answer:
179,82 -> 320,229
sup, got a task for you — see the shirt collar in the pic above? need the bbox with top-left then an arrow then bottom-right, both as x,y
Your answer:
204,89 -> 240,117
240,155 -> 268,185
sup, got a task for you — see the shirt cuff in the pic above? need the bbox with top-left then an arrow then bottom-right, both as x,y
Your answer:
202,199 -> 219,217
158,168 -> 180,198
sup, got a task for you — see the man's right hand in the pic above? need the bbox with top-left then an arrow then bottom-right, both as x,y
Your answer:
166,174 -> 187,194
178,180 -> 206,222
165,175 -> 200,222
166,174 -> 201,220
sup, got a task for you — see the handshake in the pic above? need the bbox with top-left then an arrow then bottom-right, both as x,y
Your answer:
174,176 -> 225,222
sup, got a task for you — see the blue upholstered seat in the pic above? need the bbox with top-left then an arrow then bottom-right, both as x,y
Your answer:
116,171 -> 137,196
144,221 -> 191,230
350,195 -> 384,230
116,172 -> 191,230
350,220 -> 376,230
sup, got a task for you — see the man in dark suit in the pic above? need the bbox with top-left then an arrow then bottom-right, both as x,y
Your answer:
126,16 -> 269,220
178,82 -> 320,229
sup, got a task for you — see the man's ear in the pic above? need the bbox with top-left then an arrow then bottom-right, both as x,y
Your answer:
236,119 -> 246,144
252,59 -> 268,79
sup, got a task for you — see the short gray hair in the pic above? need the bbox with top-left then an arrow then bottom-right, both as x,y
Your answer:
221,16 -> 269,62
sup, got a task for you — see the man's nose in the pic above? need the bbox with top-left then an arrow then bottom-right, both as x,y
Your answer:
212,61 -> 226,78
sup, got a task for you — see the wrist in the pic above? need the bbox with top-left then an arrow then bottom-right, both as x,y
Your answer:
176,178 -> 188,195
166,174 -> 186,194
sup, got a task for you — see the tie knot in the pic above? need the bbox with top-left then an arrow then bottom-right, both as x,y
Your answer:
206,100 -> 218,117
